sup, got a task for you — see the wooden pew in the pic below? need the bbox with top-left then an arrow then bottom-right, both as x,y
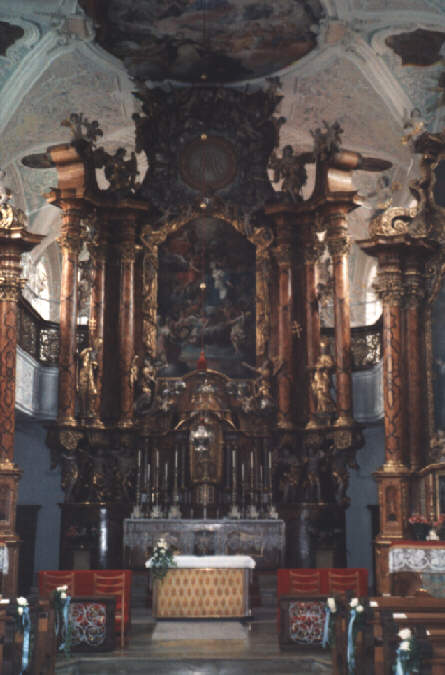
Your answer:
29,593 -> 56,674
364,596 -> 445,675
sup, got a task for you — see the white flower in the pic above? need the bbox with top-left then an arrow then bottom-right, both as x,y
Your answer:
145,559 -> 151,568
356,604 -> 364,613
17,597 -> 28,606
399,640 -> 411,652
350,597 -> 359,608
56,585 -> 68,592
60,591 -> 67,599
398,628 -> 412,641
18,606 -> 23,616
327,597 -> 337,613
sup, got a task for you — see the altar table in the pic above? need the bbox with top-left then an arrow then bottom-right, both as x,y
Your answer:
123,518 -> 284,570
389,541 -> 445,597
150,555 -> 255,619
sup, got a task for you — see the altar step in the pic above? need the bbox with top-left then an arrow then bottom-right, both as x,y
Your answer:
55,605 -> 331,674
55,656 -> 332,674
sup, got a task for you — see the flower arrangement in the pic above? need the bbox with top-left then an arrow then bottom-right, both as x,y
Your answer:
145,537 -> 177,581
52,585 -> 71,658
393,628 -> 421,674
408,514 -> 429,525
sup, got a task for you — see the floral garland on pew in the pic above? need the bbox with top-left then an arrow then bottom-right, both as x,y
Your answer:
52,585 -> 71,658
347,597 -> 366,674
145,538 -> 177,581
15,596 -> 31,674
393,628 -> 421,674
322,597 -> 337,648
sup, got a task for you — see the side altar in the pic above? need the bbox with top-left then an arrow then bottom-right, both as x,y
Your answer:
123,518 -> 285,571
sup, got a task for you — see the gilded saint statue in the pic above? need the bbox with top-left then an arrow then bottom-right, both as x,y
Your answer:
310,339 -> 336,421
77,344 -> 99,422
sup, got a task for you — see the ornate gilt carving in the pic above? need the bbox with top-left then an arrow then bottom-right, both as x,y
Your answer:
327,234 -> 351,257
369,205 -> 418,238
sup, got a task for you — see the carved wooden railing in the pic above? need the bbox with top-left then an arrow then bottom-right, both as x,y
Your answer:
17,294 -> 382,372
322,317 -> 382,371
17,297 -> 88,366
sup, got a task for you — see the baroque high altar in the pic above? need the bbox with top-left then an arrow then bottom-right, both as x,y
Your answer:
1,79 -> 444,594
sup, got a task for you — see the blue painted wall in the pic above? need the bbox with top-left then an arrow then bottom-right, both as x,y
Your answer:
14,417 -> 63,574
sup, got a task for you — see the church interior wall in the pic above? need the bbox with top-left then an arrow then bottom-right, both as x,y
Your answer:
14,417 -> 63,573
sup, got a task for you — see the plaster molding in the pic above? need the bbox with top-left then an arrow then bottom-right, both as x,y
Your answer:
0,32 -> 127,140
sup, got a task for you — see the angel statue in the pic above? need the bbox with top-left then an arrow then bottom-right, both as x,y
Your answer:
268,145 -> 311,203
242,355 -> 284,409
94,146 -> 139,197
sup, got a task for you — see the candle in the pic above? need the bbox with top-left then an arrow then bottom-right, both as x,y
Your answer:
260,466 -> 263,485
242,464 -> 245,481
156,449 -> 159,469
232,449 -> 235,468
165,463 -> 168,481
250,450 -> 254,469
147,463 -> 150,483
137,449 -> 141,468
268,450 -> 272,470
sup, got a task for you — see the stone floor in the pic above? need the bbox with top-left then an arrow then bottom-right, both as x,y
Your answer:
55,572 -> 332,674
55,609 -> 331,674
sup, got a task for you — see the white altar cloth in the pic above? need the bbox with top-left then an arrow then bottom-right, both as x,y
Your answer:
146,554 -> 256,569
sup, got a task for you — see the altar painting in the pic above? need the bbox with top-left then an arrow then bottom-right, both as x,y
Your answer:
157,217 -> 255,378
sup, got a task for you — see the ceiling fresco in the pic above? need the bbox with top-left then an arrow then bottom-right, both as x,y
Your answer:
90,0 -> 323,82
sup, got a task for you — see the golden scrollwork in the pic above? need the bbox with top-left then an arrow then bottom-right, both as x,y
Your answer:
0,204 -> 25,230
250,226 -> 274,360
142,248 -> 158,356
368,206 -> 417,238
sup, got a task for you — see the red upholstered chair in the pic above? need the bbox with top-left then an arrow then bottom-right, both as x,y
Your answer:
288,569 -> 322,594
326,568 -> 368,596
93,571 -> 130,649
38,571 -> 76,598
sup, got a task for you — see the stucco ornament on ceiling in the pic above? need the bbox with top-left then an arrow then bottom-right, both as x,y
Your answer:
92,0 -> 324,82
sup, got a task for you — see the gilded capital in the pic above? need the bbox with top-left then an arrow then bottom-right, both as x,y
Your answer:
374,273 -> 404,305
58,230 -> 82,255
120,241 -> 136,263
327,234 -> 351,257
0,276 -> 23,302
